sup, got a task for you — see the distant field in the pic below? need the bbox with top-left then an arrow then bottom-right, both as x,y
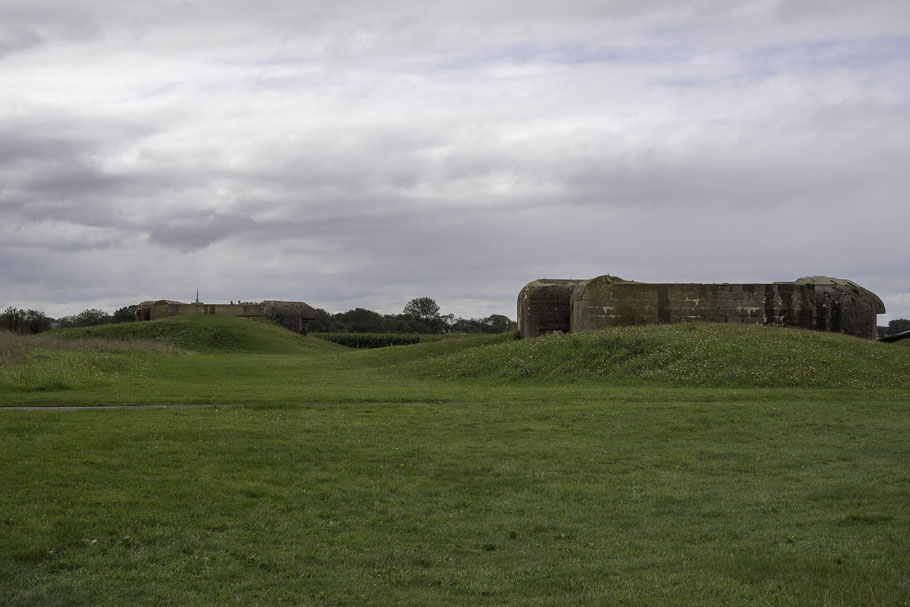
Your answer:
1,316 -> 909,605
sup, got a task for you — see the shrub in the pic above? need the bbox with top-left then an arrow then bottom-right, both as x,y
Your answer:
0,307 -> 52,334
314,333 -> 423,349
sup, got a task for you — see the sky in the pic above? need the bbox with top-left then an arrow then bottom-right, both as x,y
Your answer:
2,0 -> 909,322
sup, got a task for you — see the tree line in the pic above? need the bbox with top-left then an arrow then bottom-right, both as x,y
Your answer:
11,299 -> 903,337
310,297 -> 515,334
0,298 -> 517,335
0,305 -> 139,334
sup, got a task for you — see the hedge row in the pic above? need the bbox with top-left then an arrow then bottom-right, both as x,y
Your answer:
314,333 -> 425,349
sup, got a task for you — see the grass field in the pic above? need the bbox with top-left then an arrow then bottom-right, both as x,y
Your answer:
1,316 -> 909,605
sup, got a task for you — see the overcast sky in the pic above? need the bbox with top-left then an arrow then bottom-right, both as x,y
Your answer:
2,0 -> 909,321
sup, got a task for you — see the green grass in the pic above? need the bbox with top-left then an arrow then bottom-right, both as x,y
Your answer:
53,315 -> 345,354
1,316 -> 910,605
2,401 -> 909,606
403,322 -> 910,388
1,317 -> 908,405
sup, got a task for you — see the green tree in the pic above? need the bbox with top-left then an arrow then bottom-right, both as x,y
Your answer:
0,307 -> 52,334
23,309 -> 52,334
402,297 -> 440,320
448,314 -> 516,334
337,308 -> 390,333
402,297 -> 445,334
58,308 -> 113,328
888,319 -> 910,335
483,314 -> 516,333
112,305 -> 138,323
309,309 -> 340,333
0,307 -> 26,332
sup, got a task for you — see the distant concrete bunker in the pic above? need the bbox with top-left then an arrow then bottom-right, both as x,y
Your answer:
518,275 -> 884,339
136,300 -> 316,334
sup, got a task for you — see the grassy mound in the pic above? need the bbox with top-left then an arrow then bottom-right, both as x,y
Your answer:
52,315 -> 344,354
402,323 -> 910,388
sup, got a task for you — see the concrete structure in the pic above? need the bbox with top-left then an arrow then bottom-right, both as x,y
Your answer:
517,279 -> 585,338
519,275 -> 884,339
136,300 -> 317,334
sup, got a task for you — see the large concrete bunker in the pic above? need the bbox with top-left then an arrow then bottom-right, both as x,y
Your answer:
516,279 -> 586,338
136,299 -> 317,335
519,275 -> 884,339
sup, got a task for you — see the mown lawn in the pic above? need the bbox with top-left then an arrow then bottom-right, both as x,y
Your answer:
3,400 -> 909,606
1,318 -> 909,605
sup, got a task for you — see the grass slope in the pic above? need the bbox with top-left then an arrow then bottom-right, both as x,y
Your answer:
401,323 -> 910,388
53,315 -> 345,354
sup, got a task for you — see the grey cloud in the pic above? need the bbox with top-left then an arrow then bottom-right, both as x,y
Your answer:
147,212 -> 258,251
1,0 -> 908,321
747,35 -> 910,71
0,28 -> 44,58
0,131 -> 86,163
6,1 -> 907,61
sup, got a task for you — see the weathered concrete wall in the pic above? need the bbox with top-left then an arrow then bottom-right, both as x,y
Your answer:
517,279 -> 585,338
569,275 -> 884,339
792,277 -> 885,339
136,299 -> 317,334
147,302 -> 263,320
518,275 -> 884,339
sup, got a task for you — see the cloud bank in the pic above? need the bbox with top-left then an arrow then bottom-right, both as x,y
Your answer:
2,0 -> 909,320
